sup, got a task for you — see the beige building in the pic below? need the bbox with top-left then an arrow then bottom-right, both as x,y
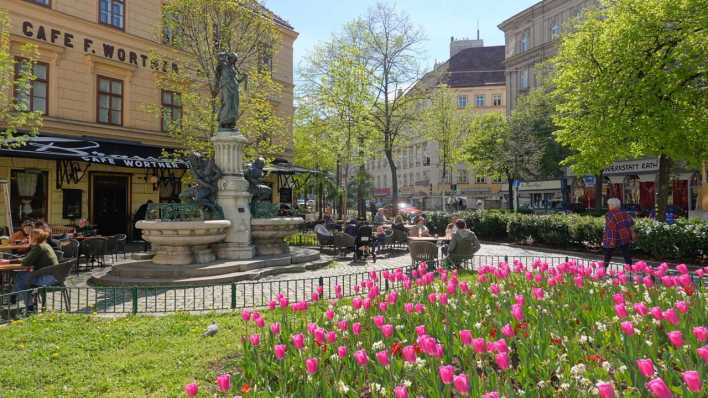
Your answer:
367,39 -> 507,210
0,0 -> 296,236
498,0 -> 595,114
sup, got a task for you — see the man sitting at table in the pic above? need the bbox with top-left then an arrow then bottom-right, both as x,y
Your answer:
409,215 -> 430,237
12,228 -> 59,311
446,220 -> 480,269
9,220 -> 33,254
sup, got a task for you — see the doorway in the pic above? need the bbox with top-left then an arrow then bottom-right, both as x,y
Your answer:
92,174 -> 130,236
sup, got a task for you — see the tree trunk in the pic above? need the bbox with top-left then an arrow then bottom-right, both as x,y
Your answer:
594,173 -> 604,211
317,175 -> 323,220
356,164 -> 366,219
385,148 -> 398,214
507,176 -> 514,210
654,154 -> 673,222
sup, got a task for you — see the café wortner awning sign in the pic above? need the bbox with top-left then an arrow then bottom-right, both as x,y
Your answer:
0,135 -> 188,169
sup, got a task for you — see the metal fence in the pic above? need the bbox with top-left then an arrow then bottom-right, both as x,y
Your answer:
1,255 -> 703,322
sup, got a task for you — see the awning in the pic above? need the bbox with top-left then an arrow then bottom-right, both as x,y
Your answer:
0,134 -> 188,169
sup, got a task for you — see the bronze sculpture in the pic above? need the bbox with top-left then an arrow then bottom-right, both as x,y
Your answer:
216,51 -> 244,130
180,153 -> 224,220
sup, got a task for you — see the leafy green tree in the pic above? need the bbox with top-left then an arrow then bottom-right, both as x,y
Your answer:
552,0 -> 708,220
153,0 -> 283,159
0,9 -> 42,146
464,112 -> 542,209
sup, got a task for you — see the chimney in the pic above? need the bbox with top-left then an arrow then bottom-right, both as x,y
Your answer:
450,36 -> 484,58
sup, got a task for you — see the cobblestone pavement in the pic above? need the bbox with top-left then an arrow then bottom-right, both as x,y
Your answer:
36,244 -> 566,316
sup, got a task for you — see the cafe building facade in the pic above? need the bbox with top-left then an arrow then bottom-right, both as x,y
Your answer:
0,0 -> 297,236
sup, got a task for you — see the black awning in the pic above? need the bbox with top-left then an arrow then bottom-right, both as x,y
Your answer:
0,134 -> 189,169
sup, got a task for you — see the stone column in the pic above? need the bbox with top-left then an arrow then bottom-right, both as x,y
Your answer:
212,128 -> 255,260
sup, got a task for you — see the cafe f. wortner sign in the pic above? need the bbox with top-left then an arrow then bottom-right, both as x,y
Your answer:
20,20 -> 178,72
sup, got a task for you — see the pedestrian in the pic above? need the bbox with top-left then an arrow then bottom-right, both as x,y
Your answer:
369,202 -> 377,222
373,208 -> 387,225
602,198 -> 635,266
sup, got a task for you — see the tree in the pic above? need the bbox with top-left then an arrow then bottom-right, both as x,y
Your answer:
360,3 -> 426,211
552,0 -> 708,220
0,9 -> 42,146
464,112 -> 542,210
417,85 -> 471,183
154,0 -> 283,159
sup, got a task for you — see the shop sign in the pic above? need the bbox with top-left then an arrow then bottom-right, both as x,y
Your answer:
373,188 -> 391,196
603,159 -> 659,175
518,180 -> 561,191
20,20 -> 178,72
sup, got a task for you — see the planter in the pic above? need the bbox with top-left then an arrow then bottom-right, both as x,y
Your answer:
251,217 -> 304,256
136,220 -> 231,265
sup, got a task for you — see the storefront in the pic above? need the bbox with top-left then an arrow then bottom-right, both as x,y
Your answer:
0,135 -> 187,236
517,180 -> 563,209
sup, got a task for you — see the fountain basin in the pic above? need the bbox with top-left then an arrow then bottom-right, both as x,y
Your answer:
251,217 -> 304,256
136,220 -> 231,265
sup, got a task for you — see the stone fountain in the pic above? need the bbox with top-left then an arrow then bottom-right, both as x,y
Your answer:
88,51 -> 325,287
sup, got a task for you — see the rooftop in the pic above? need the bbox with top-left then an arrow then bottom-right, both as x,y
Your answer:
447,45 -> 505,87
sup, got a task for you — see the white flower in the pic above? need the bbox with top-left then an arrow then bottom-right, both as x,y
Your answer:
560,383 -> 571,391
402,379 -> 412,387
537,380 -> 546,388
618,365 -> 628,373
601,361 -> 612,372
474,322 -> 482,329
372,340 -> 385,351
370,383 -> 384,394
645,340 -> 652,347
571,363 -> 587,378
337,380 -> 350,393
579,335 -> 589,344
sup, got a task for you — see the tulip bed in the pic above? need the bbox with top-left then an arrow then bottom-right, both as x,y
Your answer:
199,260 -> 707,397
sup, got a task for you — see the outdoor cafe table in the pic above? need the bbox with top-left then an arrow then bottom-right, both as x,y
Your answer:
0,244 -> 28,252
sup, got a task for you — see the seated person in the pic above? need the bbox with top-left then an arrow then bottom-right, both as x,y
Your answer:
409,215 -> 430,237
34,221 -> 60,250
445,216 -> 460,238
344,218 -> 359,237
10,220 -> 33,254
12,228 -> 60,310
373,208 -> 388,225
314,222 -> 333,237
373,225 -> 387,252
392,215 -> 406,232
447,220 -> 481,268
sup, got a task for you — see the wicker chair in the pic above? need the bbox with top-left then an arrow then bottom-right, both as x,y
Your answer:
446,235 -> 481,271
391,228 -> 409,250
316,231 -> 335,250
333,232 -> 356,259
409,240 -> 439,271
31,258 -> 76,309
114,234 -> 128,259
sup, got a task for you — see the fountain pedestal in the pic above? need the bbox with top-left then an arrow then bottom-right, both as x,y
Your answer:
212,128 -> 255,260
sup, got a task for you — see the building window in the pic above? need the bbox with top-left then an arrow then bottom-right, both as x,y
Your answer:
492,176 -> 503,184
161,90 -> 182,131
423,156 -> 431,166
520,30 -> 529,52
11,170 -> 49,226
14,59 -> 48,115
476,175 -> 487,184
100,0 -> 125,30
97,76 -> 123,126
458,171 -> 468,184
520,68 -> 529,90
493,94 -> 502,106
475,95 -> 485,107
550,21 -> 561,39
26,0 -> 50,7
457,95 -> 468,109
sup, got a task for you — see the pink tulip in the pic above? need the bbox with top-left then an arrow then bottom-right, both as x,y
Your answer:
643,275 -> 654,288
620,321 -> 635,336
681,370 -> 702,392
185,383 -> 198,396
362,298 -> 372,310
393,385 -> 409,398
636,358 -> 655,377
373,315 -> 385,328
676,264 -> 688,274
472,338 -> 487,353
352,322 -> 362,336
531,287 -> 544,300
646,377 -> 673,398
311,291 -> 319,301
274,344 -> 286,360
633,302 -> 649,316
514,294 -> 525,305
382,324 -> 394,338
489,284 -> 500,295
241,310 -> 251,321
326,331 -> 337,344
597,382 -> 615,398
493,338 -> 509,353
216,373 -> 231,393
667,330 -> 684,348
511,303 -> 524,321
614,304 -> 628,318
650,306 -> 663,320
612,292 -> 625,304
307,322 -> 318,334
325,308 -> 335,320
404,303 -> 414,313
352,297 -> 362,309
675,300 -> 688,314
402,345 -> 416,363
378,302 -> 388,312
415,303 -> 425,313
453,373 -> 470,395
495,352 -> 510,370
314,328 -> 325,344
249,334 -> 260,347
415,325 -> 426,336
337,319 -> 348,332
337,345 -> 347,359
482,392 -> 500,398
438,365 -> 455,384
501,323 -> 515,337
292,333 -> 305,350
270,322 -> 281,335
375,350 -> 390,367
693,326 -> 708,342
354,349 -> 369,366
698,345 -> 708,362
427,292 -> 437,304
305,357 -> 318,374
662,309 -> 679,325
459,329 -> 473,345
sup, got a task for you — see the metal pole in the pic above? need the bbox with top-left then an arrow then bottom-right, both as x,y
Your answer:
1,181 -> 13,236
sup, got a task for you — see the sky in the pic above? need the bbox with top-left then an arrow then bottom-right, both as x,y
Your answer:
268,0 -> 539,74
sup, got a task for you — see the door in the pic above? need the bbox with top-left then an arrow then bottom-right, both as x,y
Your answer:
639,181 -> 655,211
92,175 -> 129,235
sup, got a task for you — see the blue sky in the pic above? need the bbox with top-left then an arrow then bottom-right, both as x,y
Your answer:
268,0 -> 539,72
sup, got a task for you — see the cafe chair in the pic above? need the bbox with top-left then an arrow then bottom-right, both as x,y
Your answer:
354,225 -> 375,263
409,240 -> 438,271
316,230 -> 335,250
114,234 -> 128,259
77,237 -> 108,272
446,238 -> 480,271
391,228 -> 409,251
332,232 -> 355,259
60,239 -> 80,260
31,258 -> 75,311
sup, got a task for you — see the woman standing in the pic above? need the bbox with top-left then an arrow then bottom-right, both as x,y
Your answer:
602,198 -> 635,266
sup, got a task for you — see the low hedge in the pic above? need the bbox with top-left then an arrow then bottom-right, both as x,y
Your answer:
423,210 -> 708,262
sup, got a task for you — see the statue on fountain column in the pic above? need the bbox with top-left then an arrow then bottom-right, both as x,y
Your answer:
180,153 -> 224,220
216,51 -> 246,130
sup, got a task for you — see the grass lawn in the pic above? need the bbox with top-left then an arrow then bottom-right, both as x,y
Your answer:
0,312 -> 250,398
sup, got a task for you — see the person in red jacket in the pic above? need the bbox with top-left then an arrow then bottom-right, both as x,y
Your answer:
602,198 -> 635,266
